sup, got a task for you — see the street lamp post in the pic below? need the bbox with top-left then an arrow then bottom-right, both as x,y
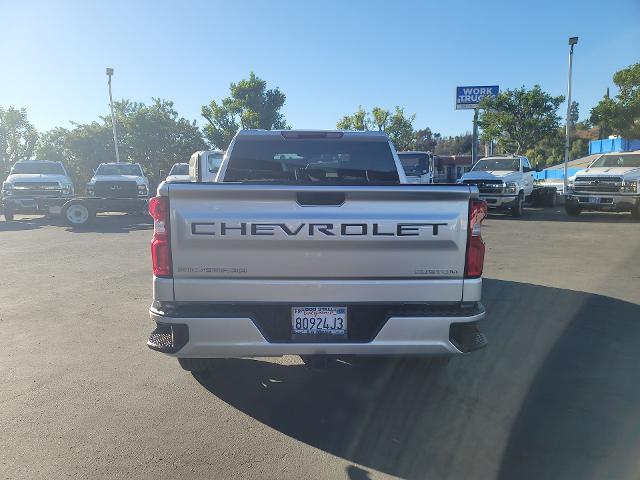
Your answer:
472,108 -> 479,165
106,68 -> 121,163
563,37 -> 578,193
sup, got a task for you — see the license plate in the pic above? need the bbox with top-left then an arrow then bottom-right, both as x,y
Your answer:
589,196 -> 601,204
291,307 -> 347,335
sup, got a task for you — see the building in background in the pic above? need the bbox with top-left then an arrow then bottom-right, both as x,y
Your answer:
433,155 -> 474,182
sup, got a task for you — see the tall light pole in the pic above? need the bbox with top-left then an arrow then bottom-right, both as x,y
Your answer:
106,68 -> 121,163
563,37 -> 578,193
472,108 -> 479,165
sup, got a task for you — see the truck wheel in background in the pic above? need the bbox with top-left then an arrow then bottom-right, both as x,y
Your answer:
511,192 -> 524,217
546,191 -> 557,207
63,200 -> 95,228
3,209 -> 14,221
564,202 -> 582,217
178,358 -> 225,377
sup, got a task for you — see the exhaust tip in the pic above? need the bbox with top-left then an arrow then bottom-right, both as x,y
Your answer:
147,323 -> 188,353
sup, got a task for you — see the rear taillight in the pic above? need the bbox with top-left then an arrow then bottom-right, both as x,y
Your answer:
464,199 -> 487,278
149,196 -> 172,277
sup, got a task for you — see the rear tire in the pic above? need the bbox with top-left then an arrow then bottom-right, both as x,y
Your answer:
511,192 -> 524,217
565,202 -> 582,217
63,200 -> 95,228
3,210 -> 14,221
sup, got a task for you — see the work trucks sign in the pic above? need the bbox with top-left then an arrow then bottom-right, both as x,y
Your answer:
456,85 -> 499,110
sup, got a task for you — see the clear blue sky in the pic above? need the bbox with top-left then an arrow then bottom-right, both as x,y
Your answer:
1,0 -> 638,137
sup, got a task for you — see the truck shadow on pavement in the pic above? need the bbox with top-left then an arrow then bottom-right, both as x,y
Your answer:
1,214 -> 152,233
194,279 -> 640,480
0,215 -> 64,231
64,214 -> 152,234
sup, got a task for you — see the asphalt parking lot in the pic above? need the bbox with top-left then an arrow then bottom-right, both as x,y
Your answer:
1,208 -> 639,480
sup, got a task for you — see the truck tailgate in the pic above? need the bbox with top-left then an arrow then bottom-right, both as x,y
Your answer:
166,184 -> 474,302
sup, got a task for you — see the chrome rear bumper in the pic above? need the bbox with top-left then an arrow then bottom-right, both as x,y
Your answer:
148,303 -> 486,357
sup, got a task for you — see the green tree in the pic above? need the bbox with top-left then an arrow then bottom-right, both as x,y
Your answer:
0,106 -> 38,174
570,138 -> 589,160
386,107 -> 415,151
201,72 -> 287,149
524,124 -> 591,169
35,123 -> 114,187
591,63 -> 640,139
524,128 -> 564,167
434,134 -> 473,155
36,98 -> 206,188
336,106 -> 370,131
478,85 -> 564,154
590,94 -> 616,139
413,127 -> 440,152
370,107 -> 390,131
336,106 -> 416,150
119,98 -> 206,181
569,101 -> 579,125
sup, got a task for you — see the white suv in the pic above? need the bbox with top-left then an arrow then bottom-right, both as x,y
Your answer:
458,156 -> 535,217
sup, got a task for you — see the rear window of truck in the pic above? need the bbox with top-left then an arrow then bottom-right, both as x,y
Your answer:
223,136 -> 400,184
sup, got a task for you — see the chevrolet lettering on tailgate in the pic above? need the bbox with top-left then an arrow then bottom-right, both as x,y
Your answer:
191,222 -> 448,237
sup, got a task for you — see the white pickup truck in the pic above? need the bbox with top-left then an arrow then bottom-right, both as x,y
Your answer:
165,163 -> 190,183
146,130 -> 488,375
2,160 -> 74,220
188,149 -> 225,182
458,155 -> 536,217
565,151 -> 640,218
398,151 -> 434,184
61,162 -> 151,227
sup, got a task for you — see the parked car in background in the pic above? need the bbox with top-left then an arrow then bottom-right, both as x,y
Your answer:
61,162 -> 150,227
398,151 -> 433,184
2,160 -> 74,221
165,163 -> 190,183
565,151 -> 640,218
458,155 -> 535,217
147,130 -> 488,375
86,162 -> 149,199
188,149 -> 225,182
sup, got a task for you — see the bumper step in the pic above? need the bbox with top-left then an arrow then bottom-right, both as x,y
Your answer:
449,322 -> 488,353
147,323 -> 189,354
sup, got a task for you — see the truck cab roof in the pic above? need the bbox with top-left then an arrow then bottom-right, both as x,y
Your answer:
15,160 -> 63,164
235,129 -> 391,141
98,162 -> 142,167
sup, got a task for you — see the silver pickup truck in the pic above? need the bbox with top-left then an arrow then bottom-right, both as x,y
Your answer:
147,130 -> 488,374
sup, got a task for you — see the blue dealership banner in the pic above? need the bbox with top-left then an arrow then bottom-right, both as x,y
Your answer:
456,85 -> 499,110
